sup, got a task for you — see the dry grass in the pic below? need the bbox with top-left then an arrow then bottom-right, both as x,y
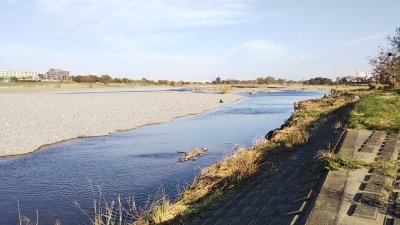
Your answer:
333,120 -> 343,129
219,86 -> 231,94
71,147 -> 262,225
179,147 -> 262,204
148,196 -> 186,224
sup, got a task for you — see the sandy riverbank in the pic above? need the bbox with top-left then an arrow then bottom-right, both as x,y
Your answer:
0,88 -> 241,157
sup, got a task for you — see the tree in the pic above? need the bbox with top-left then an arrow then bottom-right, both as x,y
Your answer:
113,78 -> 122,83
121,78 -> 130,84
100,75 -> 113,84
303,77 -> 333,85
370,27 -> 400,86
215,77 -> 222,84
264,76 -> 276,84
10,76 -> 18,82
256,76 -> 277,84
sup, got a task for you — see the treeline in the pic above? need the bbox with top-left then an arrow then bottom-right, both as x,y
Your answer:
303,77 -> 334,85
212,77 -> 257,84
213,76 -> 298,85
71,75 -> 189,86
256,76 -> 298,85
213,76 -> 334,85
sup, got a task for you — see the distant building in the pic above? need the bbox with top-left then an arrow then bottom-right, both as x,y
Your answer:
336,70 -> 374,83
44,68 -> 71,82
0,70 -> 42,82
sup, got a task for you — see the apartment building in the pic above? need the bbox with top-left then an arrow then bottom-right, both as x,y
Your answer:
0,70 -> 41,81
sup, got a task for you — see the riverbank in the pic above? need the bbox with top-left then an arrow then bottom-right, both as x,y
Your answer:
150,88 -> 399,225
0,82 -> 365,94
0,88 -> 241,157
132,89 -> 365,224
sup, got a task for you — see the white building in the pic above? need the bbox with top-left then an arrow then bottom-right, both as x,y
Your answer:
0,70 -> 42,81
336,70 -> 374,83
355,71 -> 373,80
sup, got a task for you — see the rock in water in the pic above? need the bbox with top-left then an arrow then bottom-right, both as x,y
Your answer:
178,147 -> 208,162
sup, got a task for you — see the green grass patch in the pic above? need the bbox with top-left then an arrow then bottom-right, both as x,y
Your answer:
317,151 -> 364,171
349,93 -> 400,132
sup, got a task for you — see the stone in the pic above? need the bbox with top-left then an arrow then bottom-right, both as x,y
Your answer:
360,193 -> 382,206
248,216 -> 274,225
258,204 -> 282,217
352,204 -> 378,220
230,216 -> 254,225
280,201 -> 307,215
291,190 -> 313,202
364,182 -> 383,194
368,173 -> 387,185
267,194 -> 291,205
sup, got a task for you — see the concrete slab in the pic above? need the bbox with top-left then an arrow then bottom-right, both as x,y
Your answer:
364,182 -> 383,194
352,204 -> 378,220
360,131 -> 386,153
340,129 -> 359,157
380,133 -> 399,161
356,129 -> 373,152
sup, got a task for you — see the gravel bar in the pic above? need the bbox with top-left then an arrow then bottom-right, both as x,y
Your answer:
0,88 -> 241,156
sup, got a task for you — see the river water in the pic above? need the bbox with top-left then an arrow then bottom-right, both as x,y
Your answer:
0,90 -> 324,224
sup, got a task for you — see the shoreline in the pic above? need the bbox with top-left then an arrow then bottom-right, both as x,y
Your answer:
0,88 -> 242,157
1,97 -> 244,159
143,89 -> 359,224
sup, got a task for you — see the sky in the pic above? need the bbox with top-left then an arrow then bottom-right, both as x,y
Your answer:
0,0 -> 399,81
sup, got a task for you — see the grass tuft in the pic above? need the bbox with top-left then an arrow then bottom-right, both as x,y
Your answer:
220,86 -> 231,94
317,150 -> 364,171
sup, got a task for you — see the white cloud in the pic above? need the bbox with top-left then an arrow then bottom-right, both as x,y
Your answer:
16,0 -> 261,33
346,32 -> 386,45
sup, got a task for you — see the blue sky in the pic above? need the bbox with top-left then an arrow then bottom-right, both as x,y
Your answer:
0,0 -> 399,81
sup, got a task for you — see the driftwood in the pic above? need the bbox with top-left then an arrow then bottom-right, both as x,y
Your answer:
177,147 -> 208,162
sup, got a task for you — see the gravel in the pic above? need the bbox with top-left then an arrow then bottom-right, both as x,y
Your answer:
0,88 -> 241,156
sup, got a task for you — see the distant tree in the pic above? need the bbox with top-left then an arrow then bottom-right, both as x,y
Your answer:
215,77 -> 222,84
370,27 -> 400,86
158,80 -> 170,85
256,76 -> 277,84
86,75 -> 99,83
224,79 -> 240,84
121,78 -> 130,84
303,77 -> 333,85
38,74 -> 45,80
264,76 -> 276,84
10,76 -> 18,82
277,78 -> 287,85
99,75 -> 113,84
256,77 -> 264,84
113,78 -> 122,83
72,75 -> 83,83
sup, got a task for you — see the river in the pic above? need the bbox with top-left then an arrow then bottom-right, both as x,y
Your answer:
0,90 -> 324,224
